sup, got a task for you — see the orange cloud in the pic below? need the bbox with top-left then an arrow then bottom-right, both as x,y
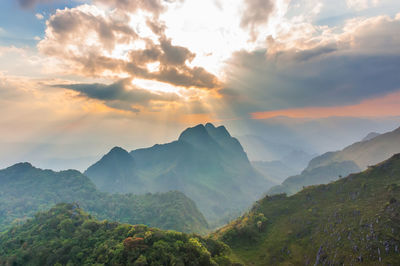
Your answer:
251,90 -> 400,119
38,5 -> 220,90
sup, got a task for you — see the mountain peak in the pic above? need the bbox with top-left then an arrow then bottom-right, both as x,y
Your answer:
109,146 -> 129,154
6,162 -> 34,172
205,122 -> 215,129
178,124 -> 211,144
362,132 -> 380,142
101,146 -> 133,161
84,146 -> 136,193
205,123 -> 230,136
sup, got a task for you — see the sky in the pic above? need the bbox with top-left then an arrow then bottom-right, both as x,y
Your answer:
1,0 -> 400,170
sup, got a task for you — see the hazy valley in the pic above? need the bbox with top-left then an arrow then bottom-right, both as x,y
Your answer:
2,123 -> 400,265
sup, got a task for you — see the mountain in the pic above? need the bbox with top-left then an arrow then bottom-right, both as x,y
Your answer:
268,126 -> 400,196
85,146 -> 141,194
307,126 -> 400,171
362,132 -> 381,141
267,160 -> 360,196
85,123 -> 273,226
0,163 -> 208,233
0,203 -> 234,266
237,135 -> 314,172
212,154 -> 400,265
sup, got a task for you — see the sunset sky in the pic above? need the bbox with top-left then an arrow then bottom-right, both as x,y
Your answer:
1,0 -> 400,170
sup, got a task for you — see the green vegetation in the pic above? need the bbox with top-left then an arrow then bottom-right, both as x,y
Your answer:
0,204 -> 235,265
86,123 -> 273,227
213,154 -> 400,265
0,163 -> 208,234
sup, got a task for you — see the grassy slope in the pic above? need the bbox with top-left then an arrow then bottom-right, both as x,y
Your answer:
213,154 -> 400,265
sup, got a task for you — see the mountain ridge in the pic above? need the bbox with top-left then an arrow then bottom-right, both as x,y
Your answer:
268,126 -> 400,195
85,123 -> 273,226
0,162 -> 208,233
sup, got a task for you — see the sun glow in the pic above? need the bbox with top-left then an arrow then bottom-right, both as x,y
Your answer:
131,78 -> 182,94
160,0 -> 260,76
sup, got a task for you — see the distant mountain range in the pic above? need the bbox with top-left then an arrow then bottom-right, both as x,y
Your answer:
307,127 -> 400,171
267,126 -> 400,196
0,163 -> 208,233
251,160 -> 298,184
237,135 -> 315,172
362,132 -> 381,141
213,153 -> 400,265
85,123 -> 273,226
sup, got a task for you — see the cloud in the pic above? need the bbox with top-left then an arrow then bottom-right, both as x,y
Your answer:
346,0 -> 381,10
251,90 -> 400,119
93,0 -> 183,17
35,13 -> 44,20
17,0 -> 54,9
55,78 -> 181,113
38,5 -> 220,89
221,14 -> 400,115
240,0 -> 275,40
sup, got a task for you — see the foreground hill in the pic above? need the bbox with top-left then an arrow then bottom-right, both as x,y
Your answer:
213,154 -> 400,265
85,123 -> 272,226
0,163 -> 208,233
0,204 -> 234,266
268,126 -> 400,195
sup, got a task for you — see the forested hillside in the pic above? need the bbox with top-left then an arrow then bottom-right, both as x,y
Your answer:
0,204 -> 234,266
0,163 -> 208,233
213,154 -> 400,265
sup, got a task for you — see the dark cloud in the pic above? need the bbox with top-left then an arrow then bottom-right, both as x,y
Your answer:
126,36 -> 219,89
222,15 -> 400,115
17,0 -> 53,9
240,0 -> 275,40
45,8 -> 136,52
56,79 -> 180,113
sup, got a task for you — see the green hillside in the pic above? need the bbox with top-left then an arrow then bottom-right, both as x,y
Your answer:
213,154 -> 400,265
0,204 -> 234,266
0,163 -> 208,234
86,123 -> 273,227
